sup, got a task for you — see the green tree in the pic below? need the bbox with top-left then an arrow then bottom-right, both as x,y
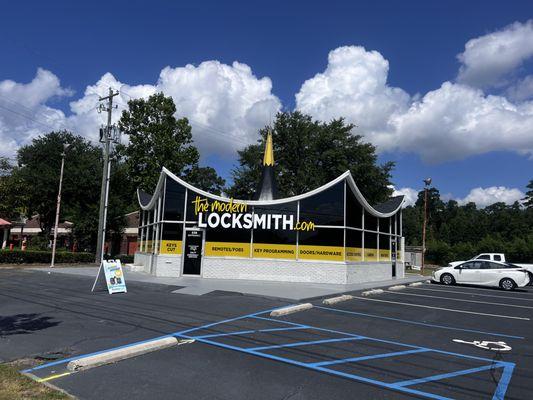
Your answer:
228,111 -> 394,203
0,157 -> 29,220
118,92 -> 224,193
12,131 -> 132,252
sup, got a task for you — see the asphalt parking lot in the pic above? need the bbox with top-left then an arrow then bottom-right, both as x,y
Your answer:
1,268 -> 532,400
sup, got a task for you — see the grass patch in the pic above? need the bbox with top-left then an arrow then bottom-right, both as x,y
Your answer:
0,363 -> 71,400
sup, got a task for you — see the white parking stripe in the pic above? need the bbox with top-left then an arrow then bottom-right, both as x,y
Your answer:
350,296 -> 530,321
409,286 -> 533,302
423,283 -> 533,296
384,290 -> 533,309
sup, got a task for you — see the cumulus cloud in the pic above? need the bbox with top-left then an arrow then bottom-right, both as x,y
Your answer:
457,20 -> 533,88
457,186 -> 525,207
506,75 -> 533,101
391,185 -> 525,208
0,68 -> 72,157
0,62 -> 281,159
295,45 -> 533,163
296,46 -> 410,134
391,186 -> 418,207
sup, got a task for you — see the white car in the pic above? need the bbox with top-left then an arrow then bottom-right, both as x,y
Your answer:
432,260 -> 530,290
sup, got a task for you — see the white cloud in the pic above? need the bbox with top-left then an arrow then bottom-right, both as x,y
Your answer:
0,63 -> 281,159
295,45 -> 533,163
506,75 -> 533,101
391,186 -> 418,207
296,46 -> 410,134
391,185 -> 525,208
457,186 -> 525,207
457,20 -> 533,88
0,68 -> 72,157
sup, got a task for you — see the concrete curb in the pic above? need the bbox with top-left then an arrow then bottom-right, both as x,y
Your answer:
67,337 -> 180,372
389,285 -> 406,291
323,295 -> 354,305
361,289 -> 384,296
270,303 -> 313,317
409,282 -> 423,287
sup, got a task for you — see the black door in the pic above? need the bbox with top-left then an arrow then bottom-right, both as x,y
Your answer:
391,240 -> 397,277
183,230 -> 203,275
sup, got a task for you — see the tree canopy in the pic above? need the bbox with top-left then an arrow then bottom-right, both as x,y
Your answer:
118,92 -> 225,194
0,131 -> 134,251
227,111 -> 394,204
403,186 -> 533,264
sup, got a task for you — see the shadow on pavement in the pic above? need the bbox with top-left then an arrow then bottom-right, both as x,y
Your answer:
0,313 -> 60,336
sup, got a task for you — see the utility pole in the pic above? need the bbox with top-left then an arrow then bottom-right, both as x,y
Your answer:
95,87 -> 120,263
421,177 -> 432,275
51,143 -> 71,268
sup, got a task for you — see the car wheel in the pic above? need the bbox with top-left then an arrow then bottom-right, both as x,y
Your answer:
440,273 -> 455,285
500,278 -> 516,291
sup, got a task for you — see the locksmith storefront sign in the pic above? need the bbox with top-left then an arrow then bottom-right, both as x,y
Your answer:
192,196 -> 315,232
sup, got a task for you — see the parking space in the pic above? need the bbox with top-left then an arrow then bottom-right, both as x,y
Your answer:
3,270 -> 532,400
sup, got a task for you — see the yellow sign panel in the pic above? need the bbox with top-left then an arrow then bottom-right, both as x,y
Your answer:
380,250 -> 391,260
145,240 -> 153,253
205,242 -> 251,258
346,247 -> 363,262
364,248 -> 378,261
160,240 -> 182,255
298,245 -> 344,261
253,243 -> 296,259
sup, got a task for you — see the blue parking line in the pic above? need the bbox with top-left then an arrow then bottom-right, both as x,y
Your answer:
312,365 -> 454,400
260,326 -> 310,333
183,334 -> 457,400
250,336 -> 365,351
393,363 -> 501,387
251,315 -> 310,328
23,308 -> 280,373
493,363 -> 515,400
194,330 -> 257,339
315,306 -> 525,339
22,333 -> 174,373
310,348 -> 430,367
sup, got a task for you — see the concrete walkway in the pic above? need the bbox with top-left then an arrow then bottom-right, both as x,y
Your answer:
30,266 -> 426,301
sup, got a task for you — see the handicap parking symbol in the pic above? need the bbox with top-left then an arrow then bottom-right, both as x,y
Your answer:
453,339 -> 512,352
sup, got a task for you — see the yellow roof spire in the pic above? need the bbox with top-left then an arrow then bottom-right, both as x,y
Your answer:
262,130 -> 274,166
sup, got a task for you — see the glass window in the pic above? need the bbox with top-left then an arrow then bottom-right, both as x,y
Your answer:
206,226 -> 251,244
161,223 -> 183,241
365,231 -> 377,249
494,255 -> 502,261
164,178 -> 186,221
346,189 -> 363,229
299,182 -> 344,226
379,234 -> 391,250
253,204 -> 297,245
477,254 -> 490,260
186,190 -> 217,222
379,217 -> 392,233
469,261 -> 483,269
346,229 -> 362,248
364,212 -> 378,232
299,228 -> 343,247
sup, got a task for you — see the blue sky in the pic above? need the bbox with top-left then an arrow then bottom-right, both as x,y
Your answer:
1,0 -> 532,206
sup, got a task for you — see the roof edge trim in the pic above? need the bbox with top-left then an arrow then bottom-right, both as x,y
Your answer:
138,167 -> 403,217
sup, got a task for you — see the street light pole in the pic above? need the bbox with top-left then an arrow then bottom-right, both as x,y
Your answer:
50,143 -> 71,268
421,177 -> 432,275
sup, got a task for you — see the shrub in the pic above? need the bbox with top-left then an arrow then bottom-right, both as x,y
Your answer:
426,241 -> 452,266
0,250 -> 94,264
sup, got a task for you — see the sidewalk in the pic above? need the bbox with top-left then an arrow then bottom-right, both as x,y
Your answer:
29,266 -> 427,301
